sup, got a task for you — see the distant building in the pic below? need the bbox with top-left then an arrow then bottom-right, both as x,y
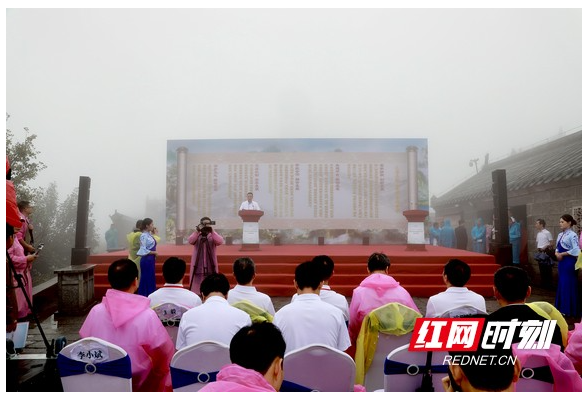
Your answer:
431,130 -> 581,283
109,210 -> 140,250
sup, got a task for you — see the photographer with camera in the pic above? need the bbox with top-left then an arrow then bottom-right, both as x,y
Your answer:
188,216 -> 224,295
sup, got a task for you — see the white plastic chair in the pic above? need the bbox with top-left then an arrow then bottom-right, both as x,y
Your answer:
57,337 -> 132,392
170,340 -> 231,392
282,343 -> 356,392
152,302 -> 189,344
363,332 -> 412,391
384,344 -> 449,392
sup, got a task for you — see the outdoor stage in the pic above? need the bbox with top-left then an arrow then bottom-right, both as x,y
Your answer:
89,243 -> 499,299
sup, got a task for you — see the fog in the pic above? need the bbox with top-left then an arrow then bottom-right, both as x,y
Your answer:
4,6 -> 582,249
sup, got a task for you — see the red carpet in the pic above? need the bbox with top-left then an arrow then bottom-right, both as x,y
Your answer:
89,244 -> 499,299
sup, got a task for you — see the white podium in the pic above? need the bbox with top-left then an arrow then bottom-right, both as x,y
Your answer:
238,210 -> 264,251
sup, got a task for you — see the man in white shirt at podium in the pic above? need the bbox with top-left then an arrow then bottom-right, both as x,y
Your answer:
239,192 -> 261,211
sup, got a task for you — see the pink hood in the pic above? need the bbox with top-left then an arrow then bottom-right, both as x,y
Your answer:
102,289 -> 151,329
359,273 -> 400,297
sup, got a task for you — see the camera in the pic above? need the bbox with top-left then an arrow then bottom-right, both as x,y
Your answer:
197,219 -> 216,232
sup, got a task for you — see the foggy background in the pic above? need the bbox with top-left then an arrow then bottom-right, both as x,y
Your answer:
5,6 -> 582,251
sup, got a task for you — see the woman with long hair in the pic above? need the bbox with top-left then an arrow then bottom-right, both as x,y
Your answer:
554,214 -> 581,317
136,217 -> 158,297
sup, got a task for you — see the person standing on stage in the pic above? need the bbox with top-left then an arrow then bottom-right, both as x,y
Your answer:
471,217 -> 486,254
239,192 -> 261,211
454,219 -> 468,250
508,210 -> 522,266
188,217 -> 224,294
137,218 -> 158,297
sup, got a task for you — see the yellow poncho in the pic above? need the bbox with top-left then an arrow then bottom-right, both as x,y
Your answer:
527,301 -> 568,347
231,299 -> 274,323
354,302 -> 422,384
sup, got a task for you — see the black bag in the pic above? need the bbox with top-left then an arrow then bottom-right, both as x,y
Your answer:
545,246 -> 557,262
534,251 -> 552,265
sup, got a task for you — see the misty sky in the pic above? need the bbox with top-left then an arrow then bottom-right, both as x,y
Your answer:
4,5 -> 583,241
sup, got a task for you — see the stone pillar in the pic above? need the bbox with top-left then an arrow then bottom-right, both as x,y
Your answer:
54,264 -> 96,315
71,177 -> 91,265
176,147 -> 188,245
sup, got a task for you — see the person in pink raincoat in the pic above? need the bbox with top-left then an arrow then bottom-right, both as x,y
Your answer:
513,343 -> 582,392
199,322 -> 285,392
7,223 -> 38,319
187,216 -> 224,294
564,321 -> 582,376
79,258 -> 175,392
348,252 -> 419,345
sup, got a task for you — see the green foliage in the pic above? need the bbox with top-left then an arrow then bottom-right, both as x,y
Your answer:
6,115 -> 99,284
32,184 -> 100,282
6,114 -> 46,201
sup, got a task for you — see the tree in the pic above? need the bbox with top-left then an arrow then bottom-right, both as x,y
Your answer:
30,183 -> 100,283
6,113 -> 46,201
6,115 -> 99,284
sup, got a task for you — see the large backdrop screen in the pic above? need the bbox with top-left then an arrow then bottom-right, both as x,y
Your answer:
166,138 -> 428,244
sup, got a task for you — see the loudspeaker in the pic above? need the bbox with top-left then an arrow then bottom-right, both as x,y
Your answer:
491,169 -> 509,245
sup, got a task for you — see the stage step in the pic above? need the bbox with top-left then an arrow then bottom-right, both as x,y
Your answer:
88,244 -> 500,300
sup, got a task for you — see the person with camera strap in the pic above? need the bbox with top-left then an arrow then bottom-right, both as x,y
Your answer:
188,217 -> 224,295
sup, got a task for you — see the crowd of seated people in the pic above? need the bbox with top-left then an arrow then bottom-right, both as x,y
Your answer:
75,253 -> 582,392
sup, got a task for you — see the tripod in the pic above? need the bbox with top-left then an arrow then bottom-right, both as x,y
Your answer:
6,250 -> 57,358
189,232 -> 219,293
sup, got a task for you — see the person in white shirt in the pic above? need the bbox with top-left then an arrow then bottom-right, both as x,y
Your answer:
291,255 -> 349,323
274,261 -> 350,354
148,257 -> 202,309
176,273 -> 250,350
228,257 -> 275,315
239,192 -> 261,211
425,259 -> 486,318
535,218 -> 555,288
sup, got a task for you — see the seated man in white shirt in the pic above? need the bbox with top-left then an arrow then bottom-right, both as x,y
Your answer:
176,273 -> 251,349
227,257 -> 275,315
425,258 -> 487,317
239,192 -> 261,211
291,255 -> 349,323
148,256 -> 203,310
274,261 -> 350,354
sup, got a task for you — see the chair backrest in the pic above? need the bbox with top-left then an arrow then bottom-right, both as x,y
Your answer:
170,340 -> 231,392
282,344 -> 356,392
527,301 -> 568,346
363,332 -> 412,391
515,353 -> 555,392
57,337 -> 132,392
384,344 -> 449,392
355,302 -> 421,390
152,302 -> 189,344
